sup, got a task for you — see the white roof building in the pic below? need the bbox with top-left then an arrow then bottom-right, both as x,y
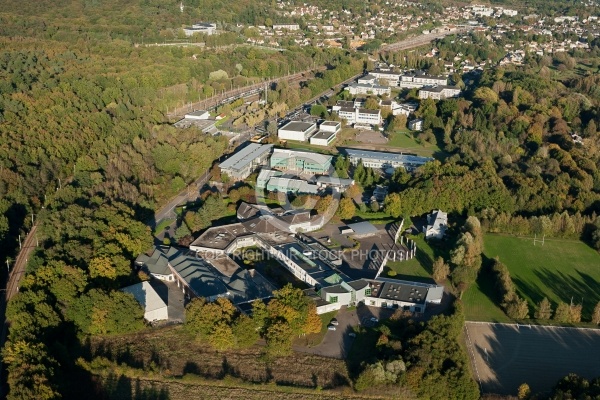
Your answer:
121,281 -> 169,322
424,210 -> 448,240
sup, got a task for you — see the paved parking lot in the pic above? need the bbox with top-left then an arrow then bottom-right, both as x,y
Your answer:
294,307 -> 359,359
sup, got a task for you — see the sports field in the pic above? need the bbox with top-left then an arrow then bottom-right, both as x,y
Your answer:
465,322 -> 600,396
463,234 -> 600,321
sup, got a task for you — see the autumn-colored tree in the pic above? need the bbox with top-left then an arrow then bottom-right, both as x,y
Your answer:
432,257 -> 450,282
302,303 -> 322,335
534,297 -> 553,320
232,314 -> 259,348
383,193 -> 402,218
592,301 -> 600,325
208,322 -> 236,351
336,197 -> 355,220
553,302 -> 571,323
264,320 -> 294,357
517,383 -> 531,400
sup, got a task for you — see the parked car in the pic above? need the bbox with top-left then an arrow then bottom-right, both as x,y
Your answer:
330,318 -> 339,326
370,317 -> 379,323
327,325 -> 336,331
348,332 -> 356,338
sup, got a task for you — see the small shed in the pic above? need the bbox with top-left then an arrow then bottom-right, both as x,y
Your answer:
121,281 -> 169,322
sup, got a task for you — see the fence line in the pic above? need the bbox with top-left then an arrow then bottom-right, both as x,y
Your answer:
466,320 -> 600,333
463,324 -> 483,393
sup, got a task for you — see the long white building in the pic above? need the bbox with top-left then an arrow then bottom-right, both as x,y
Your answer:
337,107 -> 382,126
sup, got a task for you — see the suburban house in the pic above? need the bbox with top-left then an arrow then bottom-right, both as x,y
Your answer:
121,281 -> 169,322
342,148 -> 433,172
424,210 -> 448,239
418,85 -> 461,100
183,22 -> 216,36
278,121 -> 318,142
270,148 -> 333,174
218,143 -> 273,180
408,118 -> 424,131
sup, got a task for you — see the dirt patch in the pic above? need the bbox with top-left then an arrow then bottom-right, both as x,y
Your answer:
355,130 -> 388,145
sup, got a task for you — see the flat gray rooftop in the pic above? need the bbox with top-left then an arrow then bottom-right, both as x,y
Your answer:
342,148 -> 433,165
311,130 -> 336,140
219,143 -> 273,172
281,121 -> 315,132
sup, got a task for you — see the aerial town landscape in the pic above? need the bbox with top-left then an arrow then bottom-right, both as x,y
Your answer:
1,0 -> 600,399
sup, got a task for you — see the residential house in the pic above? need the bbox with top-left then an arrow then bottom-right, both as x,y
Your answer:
424,209 -> 448,239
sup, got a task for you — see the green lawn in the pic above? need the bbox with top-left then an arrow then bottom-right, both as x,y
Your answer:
462,270 -> 511,323
385,235 -> 448,284
386,130 -> 440,157
482,234 -> 600,320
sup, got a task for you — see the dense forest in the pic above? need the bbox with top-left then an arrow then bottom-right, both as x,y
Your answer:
386,52 -> 600,223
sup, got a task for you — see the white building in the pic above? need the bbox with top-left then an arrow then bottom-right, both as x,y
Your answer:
278,121 -> 317,141
345,83 -> 391,96
344,148 -> 432,172
273,24 -> 300,30
399,74 -> 448,89
121,281 -> 169,322
358,74 -> 378,84
183,22 -> 217,36
184,110 -> 210,120
310,130 -> 337,146
337,107 -> 382,126
381,100 -> 418,116
369,70 -> 402,86
424,210 -> 448,239
418,85 -> 461,100
408,118 -> 424,131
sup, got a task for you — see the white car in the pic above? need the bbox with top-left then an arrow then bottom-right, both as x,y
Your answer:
348,332 -> 356,338
330,319 -> 339,326
370,317 -> 379,323
327,325 -> 337,331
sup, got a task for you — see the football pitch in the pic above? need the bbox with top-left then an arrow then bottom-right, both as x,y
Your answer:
465,322 -> 600,396
464,234 -> 600,321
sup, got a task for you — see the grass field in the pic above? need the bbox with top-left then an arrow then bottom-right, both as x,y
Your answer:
386,130 -> 440,157
465,322 -> 600,396
482,234 -> 600,320
385,235 -> 450,284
